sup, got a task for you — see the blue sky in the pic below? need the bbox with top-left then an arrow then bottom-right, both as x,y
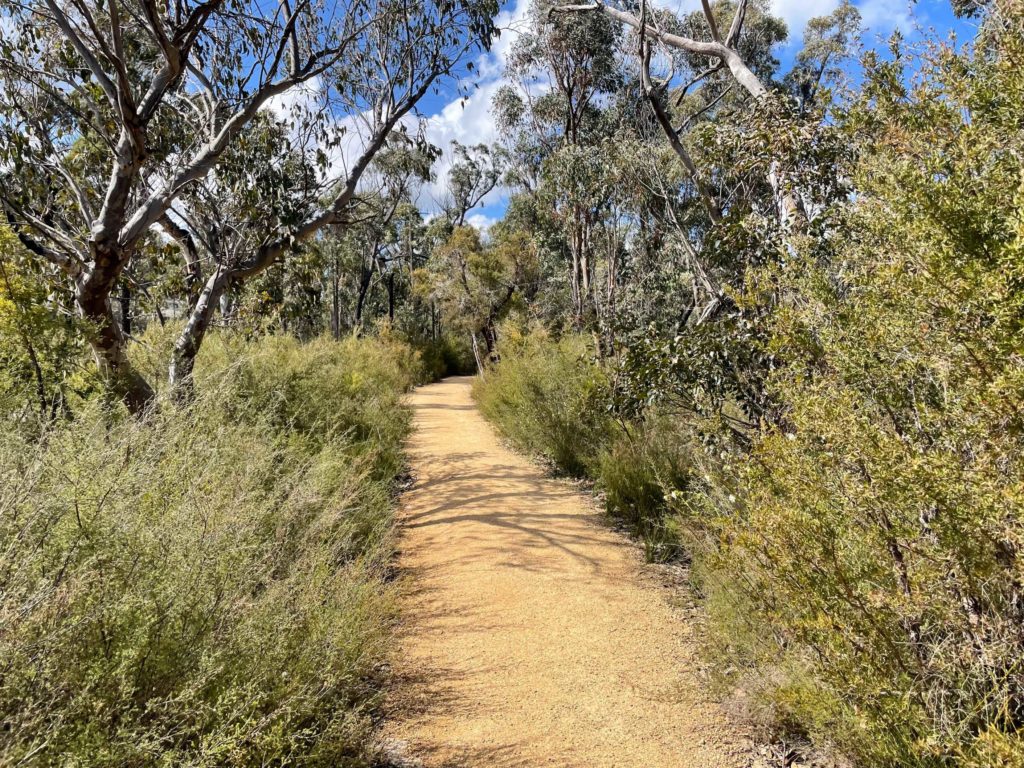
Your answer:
410,0 -> 975,230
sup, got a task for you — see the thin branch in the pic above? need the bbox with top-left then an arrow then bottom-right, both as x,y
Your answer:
725,0 -> 748,47
700,0 -> 721,42
42,0 -> 119,109
0,200 -> 84,276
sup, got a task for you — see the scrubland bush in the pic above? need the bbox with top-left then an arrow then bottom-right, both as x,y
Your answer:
597,415 -> 695,562
696,30 -> 1024,766
473,328 -> 693,559
473,328 -> 611,477
0,227 -> 92,424
0,333 -> 416,766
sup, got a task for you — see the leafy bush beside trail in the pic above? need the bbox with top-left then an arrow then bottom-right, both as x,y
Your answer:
473,329 -> 612,478
472,329 -> 691,561
0,333 -> 418,766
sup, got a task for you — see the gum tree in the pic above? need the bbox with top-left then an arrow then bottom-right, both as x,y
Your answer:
0,0 -> 496,411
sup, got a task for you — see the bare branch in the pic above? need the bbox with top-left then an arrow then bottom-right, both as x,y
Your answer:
0,198 -> 85,276
639,0 -> 721,223
42,0 -> 119,109
551,1 -> 768,99
701,0 -> 721,42
725,0 -> 748,47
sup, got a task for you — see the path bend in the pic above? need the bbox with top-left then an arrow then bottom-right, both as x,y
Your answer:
382,377 -> 744,768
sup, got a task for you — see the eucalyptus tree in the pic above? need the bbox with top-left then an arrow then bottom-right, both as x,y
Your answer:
348,134 -> 435,332
443,141 -> 503,227
158,113 -> 322,388
532,1 -> 864,431
493,0 -> 622,330
553,0 -> 810,231
0,0 -> 497,412
418,224 -> 537,373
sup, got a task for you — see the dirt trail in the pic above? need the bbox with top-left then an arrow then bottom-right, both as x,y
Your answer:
382,377 -> 744,768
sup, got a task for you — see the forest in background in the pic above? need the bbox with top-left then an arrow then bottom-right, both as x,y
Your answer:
0,0 -> 1022,765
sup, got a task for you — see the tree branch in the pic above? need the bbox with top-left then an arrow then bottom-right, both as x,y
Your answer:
42,0 -> 119,109
701,0 -> 721,42
551,1 -> 768,99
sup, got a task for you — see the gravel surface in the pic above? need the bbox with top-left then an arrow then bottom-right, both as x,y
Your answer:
380,377 -> 745,768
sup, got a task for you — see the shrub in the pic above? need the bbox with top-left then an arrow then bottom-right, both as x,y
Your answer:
674,26 -> 1024,767
0,333 -> 416,766
0,227 -> 93,426
597,415 -> 695,562
473,328 -> 612,477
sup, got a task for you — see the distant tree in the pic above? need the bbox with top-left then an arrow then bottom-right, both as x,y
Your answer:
494,0 -> 622,329
0,0 -> 497,411
417,225 -> 537,372
554,0 -> 812,231
444,142 -> 504,227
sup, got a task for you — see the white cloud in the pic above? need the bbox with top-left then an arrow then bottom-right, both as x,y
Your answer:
412,0 -> 532,215
771,0 -> 837,36
478,0 -> 533,80
656,0 -> 914,40
419,78 -> 506,213
263,76 -> 323,121
769,0 -> 913,38
856,0 -> 914,33
466,212 -> 499,234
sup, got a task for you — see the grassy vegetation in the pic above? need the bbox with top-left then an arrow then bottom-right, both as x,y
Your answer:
475,310 -> 1024,767
473,329 -> 691,561
0,332 -> 421,766
473,329 -> 611,478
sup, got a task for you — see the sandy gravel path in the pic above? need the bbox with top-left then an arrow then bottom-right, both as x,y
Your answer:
382,377 -> 744,768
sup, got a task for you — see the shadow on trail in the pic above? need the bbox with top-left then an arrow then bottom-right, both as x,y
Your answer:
401,454 -> 615,572
382,378 -> 741,768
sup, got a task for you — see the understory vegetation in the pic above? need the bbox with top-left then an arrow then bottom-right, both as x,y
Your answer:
0,333 -> 424,765
474,3 -> 1024,766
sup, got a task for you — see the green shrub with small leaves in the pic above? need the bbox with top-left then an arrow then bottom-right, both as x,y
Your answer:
597,414 -> 696,562
473,326 -> 612,477
0,332 -> 417,766
699,24 -> 1024,766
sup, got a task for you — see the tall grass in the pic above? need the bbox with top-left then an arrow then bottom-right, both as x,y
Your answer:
0,333 -> 417,766
473,329 -> 611,477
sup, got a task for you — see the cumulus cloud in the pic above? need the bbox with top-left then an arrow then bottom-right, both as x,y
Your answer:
420,78 -> 507,213
466,212 -> 499,235
769,0 -> 913,39
411,0 -> 532,225
855,0 -> 914,33
263,77 -> 323,122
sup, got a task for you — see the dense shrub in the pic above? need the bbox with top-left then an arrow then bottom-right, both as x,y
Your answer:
0,228 -> 92,424
695,30 -> 1024,766
597,415 -> 695,562
0,333 -> 416,766
472,328 -> 612,477
473,328 -> 692,559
